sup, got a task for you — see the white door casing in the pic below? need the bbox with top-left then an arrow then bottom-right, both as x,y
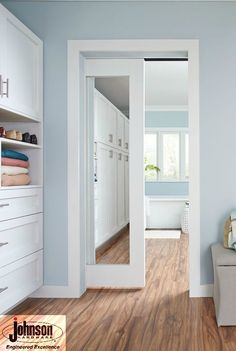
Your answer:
65,40 -> 201,300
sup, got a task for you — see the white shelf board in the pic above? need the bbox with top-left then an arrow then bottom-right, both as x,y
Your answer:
0,138 -> 41,150
0,107 -> 40,123
0,185 -> 43,190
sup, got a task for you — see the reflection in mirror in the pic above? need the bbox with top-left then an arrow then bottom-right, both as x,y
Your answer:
93,77 -> 130,264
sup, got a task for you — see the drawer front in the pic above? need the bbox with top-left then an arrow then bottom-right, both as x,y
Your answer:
0,188 -> 42,221
0,250 -> 43,314
0,214 -> 43,268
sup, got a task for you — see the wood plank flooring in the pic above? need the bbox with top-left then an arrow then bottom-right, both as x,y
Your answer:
9,234 -> 236,351
96,228 -> 129,264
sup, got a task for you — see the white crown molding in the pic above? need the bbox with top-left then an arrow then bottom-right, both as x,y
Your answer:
145,105 -> 188,111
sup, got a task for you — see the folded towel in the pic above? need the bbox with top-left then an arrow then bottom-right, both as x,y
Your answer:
1,174 -> 31,186
1,157 -> 29,168
1,166 -> 28,175
1,150 -> 28,161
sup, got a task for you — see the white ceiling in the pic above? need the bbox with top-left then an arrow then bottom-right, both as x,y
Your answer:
95,60 -> 188,113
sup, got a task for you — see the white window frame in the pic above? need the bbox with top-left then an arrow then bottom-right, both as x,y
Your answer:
145,127 -> 189,182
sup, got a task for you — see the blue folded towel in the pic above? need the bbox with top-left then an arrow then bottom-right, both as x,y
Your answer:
1,150 -> 29,161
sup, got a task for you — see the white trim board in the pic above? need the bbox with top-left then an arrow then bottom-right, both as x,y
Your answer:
45,39 -> 201,300
145,230 -> 181,239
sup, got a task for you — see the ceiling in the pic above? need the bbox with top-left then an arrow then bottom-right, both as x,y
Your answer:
95,60 -> 188,114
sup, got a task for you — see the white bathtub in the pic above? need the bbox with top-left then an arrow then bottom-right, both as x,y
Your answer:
145,196 -> 188,229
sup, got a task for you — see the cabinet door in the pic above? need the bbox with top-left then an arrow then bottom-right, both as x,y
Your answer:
94,91 -> 117,146
124,154 -> 129,222
124,119 -> 129,151
117,152 -> 125,228
94,91 -> 107,144
0,6 -> 43,120
117,113 -> 124,149
96,144 -> 117,246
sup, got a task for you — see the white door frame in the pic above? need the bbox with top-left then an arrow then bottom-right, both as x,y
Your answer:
58,39 -> 202,299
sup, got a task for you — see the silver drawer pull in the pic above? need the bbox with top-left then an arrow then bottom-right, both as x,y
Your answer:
125,142 -> 128,149
0,242 -> 8,247
108,134 -> 113,143
0,287 -> 8,294
0,76 -> 9,98
109,150 -> 113,158
118,153 -> 122,161
126,155 -> 129,162
118,138 -> 122,147
0,203 -> 9,208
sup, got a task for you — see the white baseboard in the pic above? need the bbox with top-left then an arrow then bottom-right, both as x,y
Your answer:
145,229 -> 181,239
190,284 -> 213,298
30,285 -> 80,298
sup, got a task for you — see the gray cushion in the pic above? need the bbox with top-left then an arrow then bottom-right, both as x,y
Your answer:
211,243 -> 236,266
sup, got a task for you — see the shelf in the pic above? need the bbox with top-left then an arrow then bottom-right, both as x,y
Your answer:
0,185 -> 43,190
0,107 -> 40,123
0,138 -> 41,150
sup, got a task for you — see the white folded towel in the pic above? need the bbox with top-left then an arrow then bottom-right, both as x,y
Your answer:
1,165 -> 29,175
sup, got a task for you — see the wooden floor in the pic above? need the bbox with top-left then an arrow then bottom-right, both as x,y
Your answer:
96,229 -> 130,264
10,234 -> 236,350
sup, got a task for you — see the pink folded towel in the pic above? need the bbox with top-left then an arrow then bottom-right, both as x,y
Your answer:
1,174 -> 31,186
1,157 -> 29,168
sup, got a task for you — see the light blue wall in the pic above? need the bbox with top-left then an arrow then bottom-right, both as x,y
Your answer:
145,110 -> 188,196
145,111 -> 188,128
3,1 -> 236,285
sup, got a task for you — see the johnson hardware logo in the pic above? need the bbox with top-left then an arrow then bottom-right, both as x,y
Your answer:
0,315 -> 66,350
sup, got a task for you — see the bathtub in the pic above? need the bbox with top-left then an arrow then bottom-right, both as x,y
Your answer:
145,196 -> 189,229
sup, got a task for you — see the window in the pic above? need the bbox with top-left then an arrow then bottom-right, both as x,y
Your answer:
144,129 -> 189,182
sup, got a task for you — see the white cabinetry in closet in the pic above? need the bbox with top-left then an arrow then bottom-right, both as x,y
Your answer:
95,143 -> 117,246
94,90 -> 117,146
117,152 -> 126,228
124,154 -> 129,222
0,5 -> 42,121
94,89 -> 129,247
0,4 -> 43,314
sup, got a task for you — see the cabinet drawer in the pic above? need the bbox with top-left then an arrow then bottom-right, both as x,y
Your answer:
0,250 -> 43,314
0,187 -> 42,221
0,214 -> 43,268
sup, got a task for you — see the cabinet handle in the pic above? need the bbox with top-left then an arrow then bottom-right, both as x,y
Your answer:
4,78 -> 9,98
0,75 -> 2,97
0,76 -> 9,98
109,150 -> 113,158
108,134 -> 113,143
0,203 -> 9,208
0,287 -> 8,294
0,242 -> 8,247
126,155 -> 129,162
125,142 -> 128,149
118,153 -> 122,160
118,138 -> 122,147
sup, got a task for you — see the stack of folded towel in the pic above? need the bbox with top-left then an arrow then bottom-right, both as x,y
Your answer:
1,150 -> 31,186
224,211 -> 236,250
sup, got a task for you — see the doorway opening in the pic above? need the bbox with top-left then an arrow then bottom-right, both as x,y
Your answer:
67,40 -> 200,298
144,58 -> 189,291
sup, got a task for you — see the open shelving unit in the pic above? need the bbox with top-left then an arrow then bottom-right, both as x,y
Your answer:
0,114 -> 43,189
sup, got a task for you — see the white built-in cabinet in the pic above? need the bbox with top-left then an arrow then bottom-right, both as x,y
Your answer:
0,5 -> 42,121
94,89 -> 129,247
0,4 -> 43,313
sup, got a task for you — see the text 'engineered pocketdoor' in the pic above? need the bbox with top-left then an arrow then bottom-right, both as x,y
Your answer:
85,59 -> 145,288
